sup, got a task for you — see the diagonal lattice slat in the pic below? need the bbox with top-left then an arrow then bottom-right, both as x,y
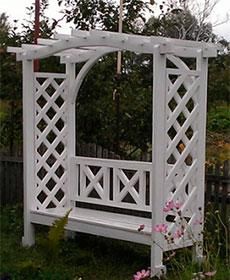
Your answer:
164,55 -> 203,249
114,169 -> 142,204
34,73 -> 68,210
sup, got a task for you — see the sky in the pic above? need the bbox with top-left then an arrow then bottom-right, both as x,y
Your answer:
1,0 -> 230,40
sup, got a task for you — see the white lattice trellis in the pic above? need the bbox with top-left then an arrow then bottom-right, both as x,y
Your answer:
7,30 -> 217,277
163,54 -> 205,249
34,73 -> 68,210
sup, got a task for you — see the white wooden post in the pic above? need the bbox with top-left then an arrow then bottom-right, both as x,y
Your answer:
151,45 -> 167,276
22,60 -> 35,246
65,62 -> 76,238
66,62 -> 76,206
193,53 -> 209,261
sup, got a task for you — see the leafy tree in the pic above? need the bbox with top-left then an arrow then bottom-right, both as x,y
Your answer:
76,51 -> 153,156
0,14 -> 23,155
56,0 -> 155,156
144,0 -> 215,41
0,1 -> 62,155
57,0 -> 153,33
1,0 -> 229,158
208,54 -> 230,107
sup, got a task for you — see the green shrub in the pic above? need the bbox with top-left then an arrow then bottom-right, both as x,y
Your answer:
207,105 -> 230,132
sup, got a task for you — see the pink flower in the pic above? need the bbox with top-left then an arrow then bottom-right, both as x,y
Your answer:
163,200 -> 175,212
173,229 -> 184,239
153,224 -> 168,233
138,224 -> 145,232
204,271 -> 216,277
133,269 -> 151,280
163,200 -> 183,212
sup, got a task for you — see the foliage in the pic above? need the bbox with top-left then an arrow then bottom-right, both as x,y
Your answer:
206,109 -> 230,164
208,54 -> 230,108
0,205 -> 148,280
207,105 -> 230,132
40,208 -> 72,261
0,205 -> 229,280
143,0 -> 215,41
0,1 -> 63,155
134,200 -> 229,279
203,205 -> 229,275
76,52 -> 153,155
0,0 -> 229,158
57,0 -> 152,33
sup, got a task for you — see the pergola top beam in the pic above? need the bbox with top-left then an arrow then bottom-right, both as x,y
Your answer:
7,30 -> 218,61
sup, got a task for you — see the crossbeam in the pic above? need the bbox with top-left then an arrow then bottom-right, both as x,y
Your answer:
7,30 -> 218,61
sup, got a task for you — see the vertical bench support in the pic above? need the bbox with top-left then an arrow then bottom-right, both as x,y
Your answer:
151,46 -> 167,276
22,60 -> 35,246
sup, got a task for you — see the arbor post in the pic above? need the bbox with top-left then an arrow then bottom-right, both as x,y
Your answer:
22,60 -> 35,246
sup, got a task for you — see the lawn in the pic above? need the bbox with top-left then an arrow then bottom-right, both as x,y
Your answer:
0,205 -> 229,280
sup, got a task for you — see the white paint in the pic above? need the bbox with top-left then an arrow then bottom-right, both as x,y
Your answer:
8,30 -> 216,277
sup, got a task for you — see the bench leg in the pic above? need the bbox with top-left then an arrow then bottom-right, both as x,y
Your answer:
22,214 -> 35,247
150,243 -> 166,277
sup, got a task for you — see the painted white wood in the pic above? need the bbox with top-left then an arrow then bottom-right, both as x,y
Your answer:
7,30 -> 214,275
37,38 -> 58,45
72,156 -> 152,211
22,60 -> 35,246
7,46 -> 22,53
193,53 -> 209,259
72,156 -> 152,170
70,54 -> 104,103
30,207 -> 152,245
9,30 -> 217,61
35,72 -> 66,78
34,73 -> 68,210
167,68 -> 201,76
151,45 -> 167,273
66,62 -> 76,209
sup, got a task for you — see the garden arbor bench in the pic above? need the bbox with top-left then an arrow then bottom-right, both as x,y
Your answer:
8,30 -> 217,277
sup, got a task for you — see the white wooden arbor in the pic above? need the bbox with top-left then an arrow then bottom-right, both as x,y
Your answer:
8,30 -> 217,276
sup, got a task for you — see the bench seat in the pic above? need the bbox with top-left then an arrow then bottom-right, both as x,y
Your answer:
30,207 -> 152,245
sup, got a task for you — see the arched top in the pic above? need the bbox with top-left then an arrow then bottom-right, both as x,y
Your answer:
8,30 -> 218,62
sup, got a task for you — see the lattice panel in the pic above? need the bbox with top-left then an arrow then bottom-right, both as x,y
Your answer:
76,159 -> 151,211
113,168 -> 149,208
79,165 -> 110,201
164,55 -> 202,247
34,73 -> 68,210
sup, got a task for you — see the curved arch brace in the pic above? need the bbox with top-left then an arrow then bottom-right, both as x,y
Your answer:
167,54 -> 195,89
70,50 -> 115,104
167,54 -> 190,72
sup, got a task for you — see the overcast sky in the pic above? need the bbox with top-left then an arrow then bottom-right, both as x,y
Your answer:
1,0 -> 230,40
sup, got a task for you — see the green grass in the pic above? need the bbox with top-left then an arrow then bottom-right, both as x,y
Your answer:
0,205 -> 229,280
0,205 -> 149,280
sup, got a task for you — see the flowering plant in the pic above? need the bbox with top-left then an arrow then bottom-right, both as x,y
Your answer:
133,199 -> 225,279
133,269 -> 151,280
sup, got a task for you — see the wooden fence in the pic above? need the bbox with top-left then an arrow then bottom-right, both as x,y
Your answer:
205,160 -> 230,222
0,143 -> 120,206
0,156 -> 23,205
1,150 -> 229,221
